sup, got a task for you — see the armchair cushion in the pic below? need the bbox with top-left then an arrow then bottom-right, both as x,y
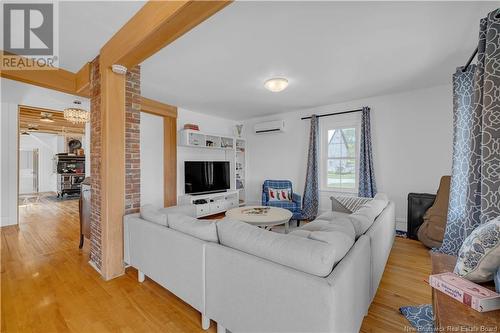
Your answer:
267,200 -> 300,212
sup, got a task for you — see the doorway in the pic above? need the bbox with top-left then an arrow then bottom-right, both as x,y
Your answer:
17,105 -> 88,248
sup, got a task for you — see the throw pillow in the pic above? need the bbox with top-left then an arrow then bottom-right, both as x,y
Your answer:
140,204 -> 168,226
454,216 -> 500,283
268,187 -> 292,201
330,195 -> 372,213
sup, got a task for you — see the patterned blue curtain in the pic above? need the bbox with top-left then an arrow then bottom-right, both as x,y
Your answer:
358,107 -> 377,198
303,115 -> 319,219
439,10 -> 500,255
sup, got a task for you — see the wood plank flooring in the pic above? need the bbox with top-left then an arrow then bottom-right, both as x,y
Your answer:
2,197 -> 432,332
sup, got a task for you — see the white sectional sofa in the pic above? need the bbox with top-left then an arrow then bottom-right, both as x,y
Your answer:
123,196 -> 395,333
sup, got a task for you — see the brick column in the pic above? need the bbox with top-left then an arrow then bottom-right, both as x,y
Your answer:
89,58 -> 141,271
89,57 -> 102,270
125,67 -> 141,215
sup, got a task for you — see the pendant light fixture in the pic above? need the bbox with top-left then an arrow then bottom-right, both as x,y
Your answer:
64,100 -> 89,124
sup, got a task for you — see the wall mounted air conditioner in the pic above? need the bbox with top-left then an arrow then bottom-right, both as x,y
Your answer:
254,120 -> 285,134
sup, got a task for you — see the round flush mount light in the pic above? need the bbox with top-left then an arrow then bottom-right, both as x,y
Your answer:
264,77 -> 289,92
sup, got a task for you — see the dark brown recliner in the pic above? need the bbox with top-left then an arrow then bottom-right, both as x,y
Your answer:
417,176 -> 451,249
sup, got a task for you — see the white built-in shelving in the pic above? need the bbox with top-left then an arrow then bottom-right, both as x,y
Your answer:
178,129 -> 247,208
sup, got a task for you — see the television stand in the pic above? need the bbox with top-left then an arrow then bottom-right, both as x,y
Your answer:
178,190 -> 239,218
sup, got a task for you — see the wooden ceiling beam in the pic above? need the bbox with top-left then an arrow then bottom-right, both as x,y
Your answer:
1,52 -> 78,95
141,97 -> 177,118
2,52 -> 180,116
75,62 -> 91,96
100,0 -> 231,68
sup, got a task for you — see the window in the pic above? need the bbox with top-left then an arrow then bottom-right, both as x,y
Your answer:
320,116 -> 360,192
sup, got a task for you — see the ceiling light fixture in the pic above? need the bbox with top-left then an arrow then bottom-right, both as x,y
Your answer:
264,77 -> 289,92
64,100 -> 89,124
40,112 -> 55,123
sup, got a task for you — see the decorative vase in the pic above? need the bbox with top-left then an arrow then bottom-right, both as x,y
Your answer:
235,124 -> 243,138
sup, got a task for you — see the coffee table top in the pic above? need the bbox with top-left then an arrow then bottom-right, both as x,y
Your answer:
225,205 -> 292,226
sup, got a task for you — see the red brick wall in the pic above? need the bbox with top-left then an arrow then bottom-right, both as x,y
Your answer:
89,59 -> 141,271
125,66 -> 141,215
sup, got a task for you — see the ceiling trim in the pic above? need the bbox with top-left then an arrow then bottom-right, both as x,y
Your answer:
100,0 -> 232,68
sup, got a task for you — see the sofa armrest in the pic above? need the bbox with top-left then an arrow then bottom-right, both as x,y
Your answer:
292,192 -> 302,207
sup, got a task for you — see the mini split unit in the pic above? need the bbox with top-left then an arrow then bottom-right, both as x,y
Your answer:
254,120 -> 285,134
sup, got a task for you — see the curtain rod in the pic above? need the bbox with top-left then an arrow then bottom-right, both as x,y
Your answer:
301,108 -> 364,120
462,47 -> 478,72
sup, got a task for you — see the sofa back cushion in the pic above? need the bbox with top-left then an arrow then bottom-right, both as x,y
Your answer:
348,198 -> 388,237
217,219 -> 352,277
140,204 -> 168,226
160,204 -> 197,224
140,204 -> 197,227
168,213 -> 219,243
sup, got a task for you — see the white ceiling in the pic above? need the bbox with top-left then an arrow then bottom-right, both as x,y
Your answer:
141,1 -> 498,120
58,1 -> 144,72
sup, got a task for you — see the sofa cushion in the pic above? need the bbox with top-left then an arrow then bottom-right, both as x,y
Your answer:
217,219 -> 351,277
168,214 -> 219,243
348,199 -> 389,237
140,204 -> 168,226
373,193 -> 389,202
317,210 -> 350,221
159,204 -> 197,224
295,217 -> 356,241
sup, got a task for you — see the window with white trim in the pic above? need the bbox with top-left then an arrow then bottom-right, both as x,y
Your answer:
319,115 -> 360,193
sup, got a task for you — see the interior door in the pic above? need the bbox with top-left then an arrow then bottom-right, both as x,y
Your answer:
19,149 -> 39,194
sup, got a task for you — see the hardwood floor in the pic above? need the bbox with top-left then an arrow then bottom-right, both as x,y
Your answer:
360,237 -> 432,333
2,199 -> 432,332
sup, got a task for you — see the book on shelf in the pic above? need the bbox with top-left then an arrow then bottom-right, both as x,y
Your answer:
183,123 -> 199,131
429,272 -> 500,312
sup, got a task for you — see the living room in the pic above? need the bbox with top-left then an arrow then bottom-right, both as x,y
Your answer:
1,1 -> 499,332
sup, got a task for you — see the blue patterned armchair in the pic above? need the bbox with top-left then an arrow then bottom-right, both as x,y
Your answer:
262,180 -> 304,221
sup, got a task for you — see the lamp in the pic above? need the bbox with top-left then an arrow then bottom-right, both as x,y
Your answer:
264,78 -> 289,92
64,100 -> 89,124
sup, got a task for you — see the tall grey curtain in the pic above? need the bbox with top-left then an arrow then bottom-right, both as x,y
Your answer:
440,10 -> 500,255
358,107 -> 377,198
303,115 -> 319,219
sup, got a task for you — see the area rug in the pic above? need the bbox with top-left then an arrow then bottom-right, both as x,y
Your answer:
399,304 -> 434,333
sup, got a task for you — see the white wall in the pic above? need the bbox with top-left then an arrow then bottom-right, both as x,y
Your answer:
244,84 -> 453,229
19,132 -> 60,193
0,78 -> 90,227
140,112 -> 164,208
0,103 -> 19,227
176,108 -> 238,197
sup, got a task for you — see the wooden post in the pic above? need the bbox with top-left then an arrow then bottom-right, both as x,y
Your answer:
99,63 -> 126,280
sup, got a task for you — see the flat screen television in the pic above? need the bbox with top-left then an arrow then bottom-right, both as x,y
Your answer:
185,161 -> 230,195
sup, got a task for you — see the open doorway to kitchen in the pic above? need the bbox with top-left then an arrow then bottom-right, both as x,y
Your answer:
17,105 -> 90,248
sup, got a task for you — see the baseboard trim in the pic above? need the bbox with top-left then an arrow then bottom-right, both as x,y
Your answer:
396,218 -> 407,232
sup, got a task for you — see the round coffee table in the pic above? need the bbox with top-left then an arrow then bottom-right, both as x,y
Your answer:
225,206 -> 293,233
